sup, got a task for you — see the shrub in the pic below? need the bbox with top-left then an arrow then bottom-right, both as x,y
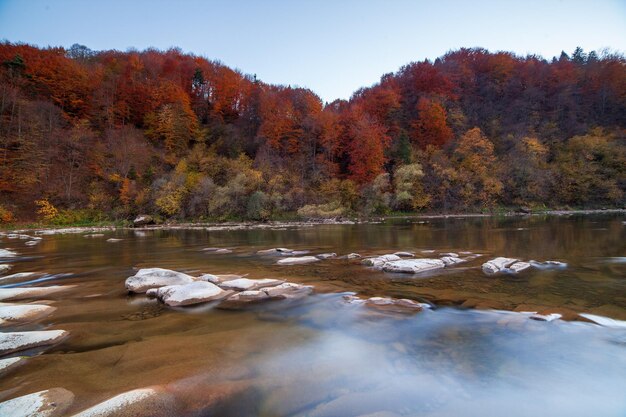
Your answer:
0,205 -> 15,223
297,201 -> 347,219
35,199 -> 59,222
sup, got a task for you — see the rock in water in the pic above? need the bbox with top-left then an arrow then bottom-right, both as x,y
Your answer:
0,330 -> 68,355
482,257 -> 518,274
0,388 -> 74,417
72,387 -> 178,417
0,249 -> 17,257
0,264 -> 11,274
125,268 -> 196,293
362,254 -> 401,268
156,281 -> 231,306
440,256 -> 465,266
133,215 -> 154,226
277,256 -> 320,265
0,357 -> 25,375
218,278 -> 284,291
382,259 -> 445,274
0,303 -> 56,326
218,282 -> 313,309
316,253 -> 337,260
509,261 -> 531,273
0,285 -> 76,301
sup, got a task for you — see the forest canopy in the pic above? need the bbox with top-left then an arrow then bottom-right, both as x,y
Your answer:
0,43 -> 624,223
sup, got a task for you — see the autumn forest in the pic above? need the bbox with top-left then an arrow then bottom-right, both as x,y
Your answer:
0,43 -> 624,223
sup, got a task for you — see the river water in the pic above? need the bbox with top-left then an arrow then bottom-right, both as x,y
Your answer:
1,214 -> 625,416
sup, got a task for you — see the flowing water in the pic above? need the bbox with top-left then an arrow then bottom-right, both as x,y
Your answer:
1,214 -> 625,416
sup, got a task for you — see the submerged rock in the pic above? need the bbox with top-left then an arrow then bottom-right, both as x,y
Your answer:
106,238 -> 123,242
203,248 -> 233,254
382,258 -> 445,274
84,234 -> 105,238
0,285 -> 76,301
0,388 -> 74,417
72,387 -> 177,417
482,257 -> 518,274
0,264 -> 11,274
0,303 -> 56,326
316,253 -> 337,260
156,281 -> 232,306
0,249 -> 17,257
0,330 -> 68,355
277,256 -> 320,265
125,268 -> 196,293
393,251 -> 414,258
218,278 -> 284,291
25,240 -> 41,246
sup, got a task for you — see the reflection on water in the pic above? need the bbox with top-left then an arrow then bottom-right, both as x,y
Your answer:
0,214 -> 625,416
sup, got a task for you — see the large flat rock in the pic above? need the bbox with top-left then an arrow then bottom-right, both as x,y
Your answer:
0,303 -> 56,326
218,278 -> 284,291
156,281 -> 232,306
482,257 -> 518,274
0,388 -> 74,417
0,285 -> 76,301
125,268 -> 196,293
382,259 -> 445,274
277,256 -> 320,265
0,330 -> 68,355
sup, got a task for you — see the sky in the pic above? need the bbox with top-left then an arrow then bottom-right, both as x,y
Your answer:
0,0 -> 625,103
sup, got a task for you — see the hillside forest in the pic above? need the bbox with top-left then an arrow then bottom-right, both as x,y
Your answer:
0,43 -> 624,223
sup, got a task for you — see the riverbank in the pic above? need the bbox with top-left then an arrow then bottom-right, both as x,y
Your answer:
2,208 -> 624,232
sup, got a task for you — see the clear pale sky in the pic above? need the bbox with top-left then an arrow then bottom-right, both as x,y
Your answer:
1,0 -> 625,103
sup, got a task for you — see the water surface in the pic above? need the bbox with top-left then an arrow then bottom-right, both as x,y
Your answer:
1,214 -> 625,416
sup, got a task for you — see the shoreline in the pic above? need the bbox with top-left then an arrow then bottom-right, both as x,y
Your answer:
3,208 -> 625,232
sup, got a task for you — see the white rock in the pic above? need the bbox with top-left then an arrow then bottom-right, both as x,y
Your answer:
579,313 -> 626,329
156,281 -> 231,306
106,238 -> 123,242
0,264 -> 11,274
362,254 -> 401,268
0,285 -> 75,301
344,253 -> 361,259
529,260 -> 568,269
393,251 -> 414,257
84,234 -> 104,238
0,272 -> 37,283
257,247 -> 295,255
203,248 -> 232,254
198,274 -> 243,284
0,303 -> 56,325
316,253 -> 337,260
0,357 -> 24,374
277,256 -> 320,265
72,387 -> 163,417
0,330 -> 68,355
365,297 -> 431,312
125,268 -> 196,293
440,256 -> 465,266
382,259 -> 446,274
219,278 -> 284,291
263,282 -> 314,298
0,249 -> 17,257
482,257 -> 518,274
529,313 -> 562,322
25,240 -> 40,246
440,252 -> 459,257
509,261 -> 531,273
0,388 -> 74,417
